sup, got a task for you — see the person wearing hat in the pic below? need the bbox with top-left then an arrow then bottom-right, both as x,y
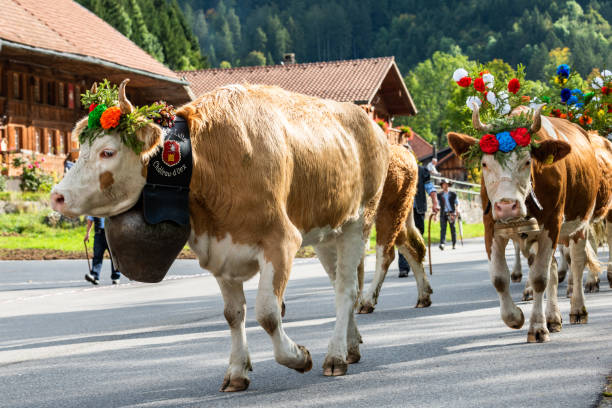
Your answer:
398,160 -> 439,277
438,179 -> 459,250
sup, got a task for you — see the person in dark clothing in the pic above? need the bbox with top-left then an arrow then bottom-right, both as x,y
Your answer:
84,216 -> 120,285
398,162 -> 439,277
438,179 -> 459,250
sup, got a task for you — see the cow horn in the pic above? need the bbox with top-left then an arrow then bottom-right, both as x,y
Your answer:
472,103 -> 493,133
118,79 -> 134,114
90,82 -> 98,93
530,105 -> 544,134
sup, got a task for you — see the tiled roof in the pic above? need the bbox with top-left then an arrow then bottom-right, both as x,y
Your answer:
407,132 -> 433,160
0,0 -> 179,81
179,57 -> 416,113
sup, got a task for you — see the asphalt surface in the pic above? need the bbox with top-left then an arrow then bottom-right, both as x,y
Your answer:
0,238 -> 611,408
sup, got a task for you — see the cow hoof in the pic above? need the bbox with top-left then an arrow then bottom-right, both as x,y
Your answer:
415,295 -> 432,308
322,355 -> 348,376
570,307 -> 588,324
357,301 -> 375,314
584,278 -> 600,293
546,314 -> 563,333
527,327 -> 550,343
293,345 -> 313,373
557,268 -> 567,283
347,346 -> 361,364
503,307 -> 525,329
511,272 -> 522,283
220,375 -> 250,392
522,287 -> 533,302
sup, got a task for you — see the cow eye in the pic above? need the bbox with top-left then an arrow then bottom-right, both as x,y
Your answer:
100,150 -> 115,159
525,159 -> 531,167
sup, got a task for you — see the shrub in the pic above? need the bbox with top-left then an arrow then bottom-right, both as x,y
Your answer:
0,175 -> 6,192
12,155 -> 54,192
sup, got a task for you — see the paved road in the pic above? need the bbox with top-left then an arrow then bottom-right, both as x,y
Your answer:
0,239 -> 610,408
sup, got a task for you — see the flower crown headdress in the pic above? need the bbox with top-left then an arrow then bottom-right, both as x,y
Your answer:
453,66 -> 542,168
79,79 -> 176,154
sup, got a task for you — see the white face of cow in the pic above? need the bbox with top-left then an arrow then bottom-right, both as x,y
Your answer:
481,150 -> 532,221
51,125 -> 148,217
50,80 -> 162,218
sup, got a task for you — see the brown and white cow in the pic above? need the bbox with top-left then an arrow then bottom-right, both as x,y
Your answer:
50,81 -> 389,391
356,144 -> 433,313
448,105 -> 612,343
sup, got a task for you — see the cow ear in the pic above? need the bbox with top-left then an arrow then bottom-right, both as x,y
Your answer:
447,132 -> 478,157
531,140 -> 571,165
71,117 -> 88,143
136,122 -> 163,161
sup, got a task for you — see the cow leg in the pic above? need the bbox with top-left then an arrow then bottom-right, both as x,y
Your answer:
397,244 -> 432,308
357,245 -> 394,314
584,231 -> 601,293
323,219 -> 364,376
511,237 -> 522,283
522,279 -> 533,301
558,244 -> 569,284
526,231 -> 554,343
315,242 -> 363,364
569,237 -> 588,324
490,237 -> 525,330
255,226 -> 313,374
545,256 -> 562,332
217,278 -> 252,392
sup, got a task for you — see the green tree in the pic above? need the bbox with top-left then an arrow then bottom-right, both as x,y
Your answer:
244,50 -> 267,66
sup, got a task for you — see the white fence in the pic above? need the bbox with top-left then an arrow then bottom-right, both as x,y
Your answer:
427,175 -> 483,224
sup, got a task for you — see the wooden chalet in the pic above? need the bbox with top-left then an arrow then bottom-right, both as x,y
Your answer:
0,0 -> 193,178
179,56 -> 417,145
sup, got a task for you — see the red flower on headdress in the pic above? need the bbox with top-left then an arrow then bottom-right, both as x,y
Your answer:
510,127 -> 531,146
89,103 -> 98,112
479,133 -> 499,154
508,78 -> 520,94
457,77 -> 472,87
602,86 -> 610,95
474,77 -> 486,93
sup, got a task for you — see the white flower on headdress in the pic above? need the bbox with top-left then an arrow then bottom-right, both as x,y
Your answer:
575,113 -> 583,119
486,91 -> 497,105
453,68 -> 469,82
592,77 -> 604,89
466,96 -> 481,111
482,73 -> 494,88
499,103 -> 511,115
601,70 -> 612,79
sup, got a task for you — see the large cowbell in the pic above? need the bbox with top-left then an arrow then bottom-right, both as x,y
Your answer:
106,117 -> 192,283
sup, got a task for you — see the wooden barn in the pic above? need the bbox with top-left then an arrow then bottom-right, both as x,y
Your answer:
0,0 -> 192,178
179,56 -> 417,145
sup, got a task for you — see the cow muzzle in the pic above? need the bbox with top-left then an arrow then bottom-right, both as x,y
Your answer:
493,199 -> 522,221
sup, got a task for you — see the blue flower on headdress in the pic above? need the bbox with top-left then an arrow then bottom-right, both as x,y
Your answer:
575,102 -> 584,108
571,88 -> 583,97
556,64 -> 571,78
560,88 -> 571,103
496,132 -> 516,153
567,95 -> 579,105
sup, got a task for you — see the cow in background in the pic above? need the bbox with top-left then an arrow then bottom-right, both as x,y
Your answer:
51,81 -> 389,390
357,144 -> 433,313
448,105 -> 612,343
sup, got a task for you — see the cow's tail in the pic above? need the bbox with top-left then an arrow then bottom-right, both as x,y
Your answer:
585,236 -> 602,276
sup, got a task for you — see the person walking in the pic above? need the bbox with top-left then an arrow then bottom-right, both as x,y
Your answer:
398,162 -> 439,277
84,216 -> 120,285
438,179 -> 459,250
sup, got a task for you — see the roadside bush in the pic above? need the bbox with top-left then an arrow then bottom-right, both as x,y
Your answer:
0,175 -> 6,192
12,155 -> 54,192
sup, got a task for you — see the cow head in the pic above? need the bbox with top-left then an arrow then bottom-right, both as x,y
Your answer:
50,80 -> 162,217
448,106 -> 570,222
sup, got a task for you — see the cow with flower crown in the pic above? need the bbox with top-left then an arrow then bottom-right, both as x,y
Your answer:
448,67 -> 612,343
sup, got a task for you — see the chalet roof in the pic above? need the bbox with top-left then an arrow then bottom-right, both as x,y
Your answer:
0,0 -> 192,104
179,57 -> 417,116
406,132 -> 433,160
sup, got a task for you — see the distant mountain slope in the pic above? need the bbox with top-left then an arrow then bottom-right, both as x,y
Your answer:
179,0 -> 611,79
76,0 -> 208,70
